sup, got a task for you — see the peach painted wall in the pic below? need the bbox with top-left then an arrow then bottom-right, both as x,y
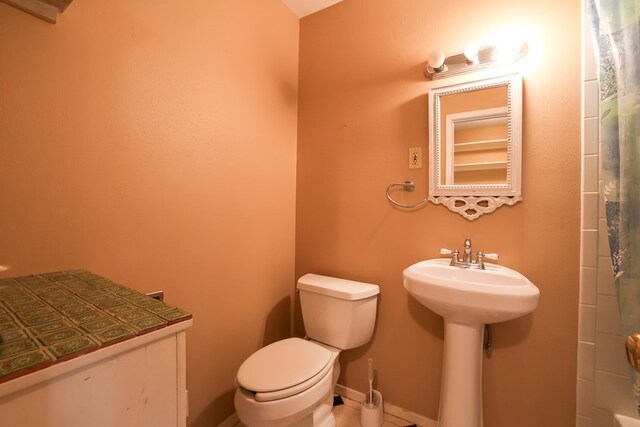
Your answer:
296,0 -> 580,426
0,1 -> 298,426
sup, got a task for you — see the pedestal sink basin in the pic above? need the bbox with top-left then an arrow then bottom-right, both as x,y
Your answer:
403,258 -> 539,324
403,257 -> 539,427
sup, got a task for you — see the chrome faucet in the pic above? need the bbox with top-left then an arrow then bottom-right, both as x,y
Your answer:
440,238 -> 499,270
463,238 -> 472,264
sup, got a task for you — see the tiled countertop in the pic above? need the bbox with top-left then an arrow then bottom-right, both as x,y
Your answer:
0,270 -> 191,384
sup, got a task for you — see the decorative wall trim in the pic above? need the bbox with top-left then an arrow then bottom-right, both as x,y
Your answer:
428,195 -> 522,220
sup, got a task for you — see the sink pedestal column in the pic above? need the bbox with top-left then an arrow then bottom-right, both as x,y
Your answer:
438,320 -> 484,427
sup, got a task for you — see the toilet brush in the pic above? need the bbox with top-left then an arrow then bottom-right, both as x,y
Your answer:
367,358 -> 374,408
361,358 -> 383,427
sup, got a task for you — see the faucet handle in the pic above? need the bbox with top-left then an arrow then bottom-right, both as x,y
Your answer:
441,248 -> 459,266
482,253 -> 499,260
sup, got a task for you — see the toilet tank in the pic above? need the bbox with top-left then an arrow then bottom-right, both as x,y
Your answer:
297,274 -> 379,350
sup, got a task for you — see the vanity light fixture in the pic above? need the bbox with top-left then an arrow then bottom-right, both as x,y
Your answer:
424,40 -> 528,80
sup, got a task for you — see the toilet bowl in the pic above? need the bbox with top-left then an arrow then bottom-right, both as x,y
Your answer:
234,274 -> 379,427
234,338 -> 340,427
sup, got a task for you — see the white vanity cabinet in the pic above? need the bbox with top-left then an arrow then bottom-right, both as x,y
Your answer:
0,320 -> 192,427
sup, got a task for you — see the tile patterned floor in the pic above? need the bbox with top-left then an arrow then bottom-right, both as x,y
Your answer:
0,269 -> 192,383
235,395 -> 413,427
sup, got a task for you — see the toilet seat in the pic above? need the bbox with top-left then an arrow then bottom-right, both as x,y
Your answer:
236,338 -> 333,402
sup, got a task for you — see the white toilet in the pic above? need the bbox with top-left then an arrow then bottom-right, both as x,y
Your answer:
234,273 -> 379,427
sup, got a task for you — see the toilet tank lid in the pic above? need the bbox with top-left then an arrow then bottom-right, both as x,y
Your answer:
297,274 -> 379,301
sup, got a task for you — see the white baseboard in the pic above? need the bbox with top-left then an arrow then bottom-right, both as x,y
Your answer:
218,412 -> 240,427
334,384 -> 437,427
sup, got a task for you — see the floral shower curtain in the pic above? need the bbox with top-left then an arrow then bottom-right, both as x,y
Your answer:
588,0 -> 640,411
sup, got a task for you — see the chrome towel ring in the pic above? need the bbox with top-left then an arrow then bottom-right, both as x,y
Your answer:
386,180 -> 428,209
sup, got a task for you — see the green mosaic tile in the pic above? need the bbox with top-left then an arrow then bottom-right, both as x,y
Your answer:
28,320 -> 73,336
104,304 -> 137,316
77,293 -> 112,304
56,278 -> 84,285
60,304 -> 96,318
73,290 -> 107,300
37,289 -> 68,297
121,292 -> 153,302
127,295 -> 165,309
58,281 -> 90,290
0,323 -> 18,333
144,304 -> 177,315
107,287 -> 142,298
47,336 -> 98,360
38,327 -> 85,346
68,311 -> 108,325
0,350 -> 52,379
79,317 -> 120,333
20,282 -> 54,291
49,298 -> 84,310
14,275 -> 47,284
42,272 -> 74,282
156,308 -> 192,324
91,284 -> 116,292
93,298 -> 126,309
85,276 -> 115,289
63,280 -> 86,287
39,292 -> 75,305
91,324 -> 136,346
55,283 -> 86,292
67,269 -> 91,275
0,328 -> 28,345
2,284 -> 23,291
0,338 -> 39,358
15,307 -> 54,320
0,284 -> 24,292
127,315 -> 167,334
29,286 -> 60,295
0,293 -> 25,301
20,312 -> 62,326
6,300 -> 46,312
115,309 -> 149,323
3,296 -> 40,308
0,269 -> 190,382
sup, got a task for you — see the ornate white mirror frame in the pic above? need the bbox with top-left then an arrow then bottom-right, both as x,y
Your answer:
428,73 -> 523,220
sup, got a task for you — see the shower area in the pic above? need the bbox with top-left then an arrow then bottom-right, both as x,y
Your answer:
577,0 -> 640,425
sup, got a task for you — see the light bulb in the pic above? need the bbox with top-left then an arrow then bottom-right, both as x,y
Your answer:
427,49 -> 446,71
464,43 -> 479,64
497,39 -> 526,61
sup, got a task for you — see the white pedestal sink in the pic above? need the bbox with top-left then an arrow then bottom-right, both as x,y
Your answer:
403,258 -> 539,427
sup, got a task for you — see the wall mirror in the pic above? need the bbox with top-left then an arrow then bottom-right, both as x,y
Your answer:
428,73 -> 523,220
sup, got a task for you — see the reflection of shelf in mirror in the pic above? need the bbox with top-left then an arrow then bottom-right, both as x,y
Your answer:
454,161 -> 508,172
454,139 -> 508,153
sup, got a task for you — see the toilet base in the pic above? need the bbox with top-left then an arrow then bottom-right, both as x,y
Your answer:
286,392 -> 335,427
235,354 -> 341,427
236,388 -> 335,427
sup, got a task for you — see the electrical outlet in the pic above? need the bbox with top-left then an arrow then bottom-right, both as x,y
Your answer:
409,147 -> 422,169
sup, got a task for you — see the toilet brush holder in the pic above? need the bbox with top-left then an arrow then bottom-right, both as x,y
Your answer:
360,390 -> 383,427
